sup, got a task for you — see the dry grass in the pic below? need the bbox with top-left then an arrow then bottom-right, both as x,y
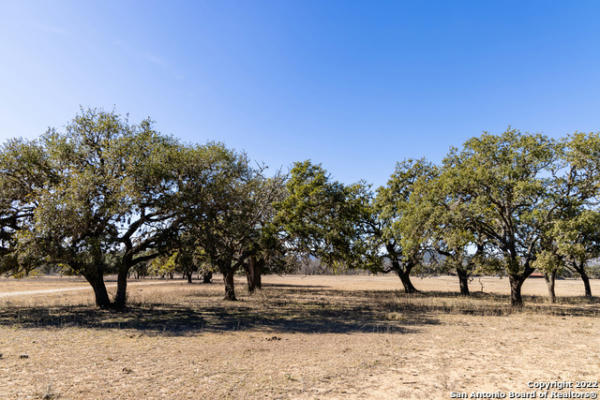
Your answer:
0,275 -> 599,399
0,276 -> 88,293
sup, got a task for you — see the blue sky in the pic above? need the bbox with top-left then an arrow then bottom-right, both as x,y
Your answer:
1,0 -> 599,187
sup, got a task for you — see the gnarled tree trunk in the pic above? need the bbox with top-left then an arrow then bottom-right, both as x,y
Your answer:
581,270 -> 592,298
509,274 -> 525,307
113,265 -> 129,310
573,262 -> 592,298
83,270 -> 111,309
544,270 -> 557,303
255,258 -> 263,290
387,244 -> 418,294
245,256 -> 263,293
456,267 -> 470,296
224,269 -> 236,300
395,263 -> 417,294
398,270 -> 417,293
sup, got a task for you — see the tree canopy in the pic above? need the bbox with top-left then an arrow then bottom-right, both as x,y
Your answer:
2,110 -> 600,307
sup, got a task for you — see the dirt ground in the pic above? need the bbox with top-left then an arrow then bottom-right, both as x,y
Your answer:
0,274 -> 599,399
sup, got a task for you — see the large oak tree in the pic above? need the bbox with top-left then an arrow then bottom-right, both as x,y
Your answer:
178,144 -> 286,300
274,161 -> 371,273
443,129 -> 559,306
10,109 -> 187,309
369,159 -> 437,293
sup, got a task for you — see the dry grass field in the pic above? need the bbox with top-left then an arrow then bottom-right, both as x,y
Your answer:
1,274 -> 599,400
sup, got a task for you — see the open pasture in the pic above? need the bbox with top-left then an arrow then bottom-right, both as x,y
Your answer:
0,275 -> 599,399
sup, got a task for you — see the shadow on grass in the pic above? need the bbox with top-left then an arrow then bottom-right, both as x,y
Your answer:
0,295 -> 437,336
2,284 -> 598,336
263,287 -> 600,317
416,289 -> 600,304
415,289 -> 600,311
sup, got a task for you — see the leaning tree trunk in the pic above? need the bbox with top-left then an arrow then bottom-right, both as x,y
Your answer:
202,271 -> 212,284
509,274 -> 525,307
581,271 -> 592,298
396,265 -> 418,294
544,270 -> 557,303
113,265 -> 129,310
456,267 -> 470,296
83,270 -> 111,309
387,246 -> 418,294
574,263 -> 592,298
223,269 -> 236,300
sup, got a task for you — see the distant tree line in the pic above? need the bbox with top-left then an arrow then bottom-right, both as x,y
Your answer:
1,109 -> 599,308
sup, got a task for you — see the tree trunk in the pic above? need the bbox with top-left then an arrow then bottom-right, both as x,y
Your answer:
396,267 -> 417,294
224,269 -> 236,300
245,256 -> 263,293
245,263 -> 255,293
456,267 -> 470,296
388,246 -> 418,294
202,271 -> 212,284
113,265 -> 129,310
574,263 -> 592,298
509,274 -> 525,307
186,271 -> 193,284
84,271 -> 111,309
544,270 -> 557,303
255,260 -> 262,290
581,270 -> 592,298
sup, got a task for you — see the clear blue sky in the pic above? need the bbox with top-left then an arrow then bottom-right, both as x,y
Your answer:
1,1 -> 599,187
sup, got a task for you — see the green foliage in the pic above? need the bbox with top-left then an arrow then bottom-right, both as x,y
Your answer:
376,159 -> 438,262
0,138 -> 53,276
3,107 -> 600,306
274,161 -> 371,270
0,108 -> 194,307
148,252 -> 178,277
548,133 -> 600,273
441,129 -> 559,278
407,167 -> 489,278
367,159 -> 438,274
176,145 -> 289,297
553,211 -> 600,265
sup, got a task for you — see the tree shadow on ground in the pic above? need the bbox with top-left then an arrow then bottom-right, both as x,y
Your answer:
416,289 -> 600,304
0,290 -> 438,336
262,287 -> 600,317
2,284 -> 598,336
